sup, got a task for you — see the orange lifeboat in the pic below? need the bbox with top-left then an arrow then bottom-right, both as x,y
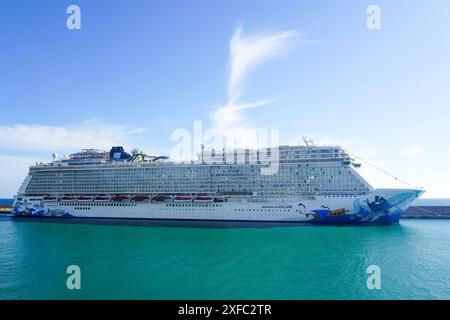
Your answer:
152,195 -> 171,202
61,196 -> 77,202
94,196 -> 110,202
131,195 -> 150,202
77,196 -> 93,202
111,195 -> 129,202
174,196 -> 192,203
194,196 -> 213,203
43,196 -> 57,202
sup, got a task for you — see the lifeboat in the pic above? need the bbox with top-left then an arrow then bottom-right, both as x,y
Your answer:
94,196 -> 110,202
194,196 -> 213,203
152,195 -> 171,202
111,195 -> 129,202
61,196 -> 77,202
174,196 -> 192,203
213,197 -> 224,203
77,196 -> 93,202
131,195 -> 150,202
43,196 -> 57,202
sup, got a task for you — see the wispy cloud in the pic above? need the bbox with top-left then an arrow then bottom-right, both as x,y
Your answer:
211,97 -> 274,135
228,26 -> 300,97
401,146 -> 424,157
210,25 -> 300,147
124,127 -> 148,135
0,119 -> 147,153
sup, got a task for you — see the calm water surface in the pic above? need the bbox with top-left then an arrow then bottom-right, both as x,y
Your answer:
0,217 -> 449,299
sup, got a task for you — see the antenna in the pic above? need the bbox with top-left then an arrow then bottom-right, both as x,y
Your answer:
303,136 -> 315,147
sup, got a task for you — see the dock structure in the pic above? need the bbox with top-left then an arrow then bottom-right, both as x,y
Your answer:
402,206 -> 450,219
0,199 -> 13,214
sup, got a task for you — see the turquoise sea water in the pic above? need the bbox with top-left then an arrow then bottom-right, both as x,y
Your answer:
0,217 -> 449,300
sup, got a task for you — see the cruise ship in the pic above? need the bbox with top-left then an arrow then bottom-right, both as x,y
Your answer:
11,143 -> 424,224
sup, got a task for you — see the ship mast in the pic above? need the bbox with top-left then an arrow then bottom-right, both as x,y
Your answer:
303,136 -> 315,147
303,136 -> 318,199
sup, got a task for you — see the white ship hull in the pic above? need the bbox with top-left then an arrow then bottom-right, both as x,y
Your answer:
12,188 -> 423,224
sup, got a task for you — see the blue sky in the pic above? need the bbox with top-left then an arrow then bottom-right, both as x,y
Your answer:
1,0 -> 449,197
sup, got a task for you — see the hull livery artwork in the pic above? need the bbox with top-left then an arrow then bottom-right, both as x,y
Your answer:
12,144 -> 424,224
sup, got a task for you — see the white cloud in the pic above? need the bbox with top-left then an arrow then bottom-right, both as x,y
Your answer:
401,146 -> 424,156
124,127 -> 148,135
0,155 -> 45,197
0,120 -> 149,197
210,26 -> 300,148
211,97 -> 274,135
0,120 -> 147,153
228,26 -> 300,97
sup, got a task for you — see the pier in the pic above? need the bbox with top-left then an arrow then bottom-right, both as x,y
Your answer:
402,206 -> 450,219
0,199 -> 13,214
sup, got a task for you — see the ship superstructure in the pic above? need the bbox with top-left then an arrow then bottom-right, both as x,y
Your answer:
12,143 -> 424,224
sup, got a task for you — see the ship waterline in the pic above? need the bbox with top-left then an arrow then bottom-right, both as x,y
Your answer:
12,144 -> 424,224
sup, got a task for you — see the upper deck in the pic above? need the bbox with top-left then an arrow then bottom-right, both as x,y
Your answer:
29,145 -> 361,171
21,144 -> 370,198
